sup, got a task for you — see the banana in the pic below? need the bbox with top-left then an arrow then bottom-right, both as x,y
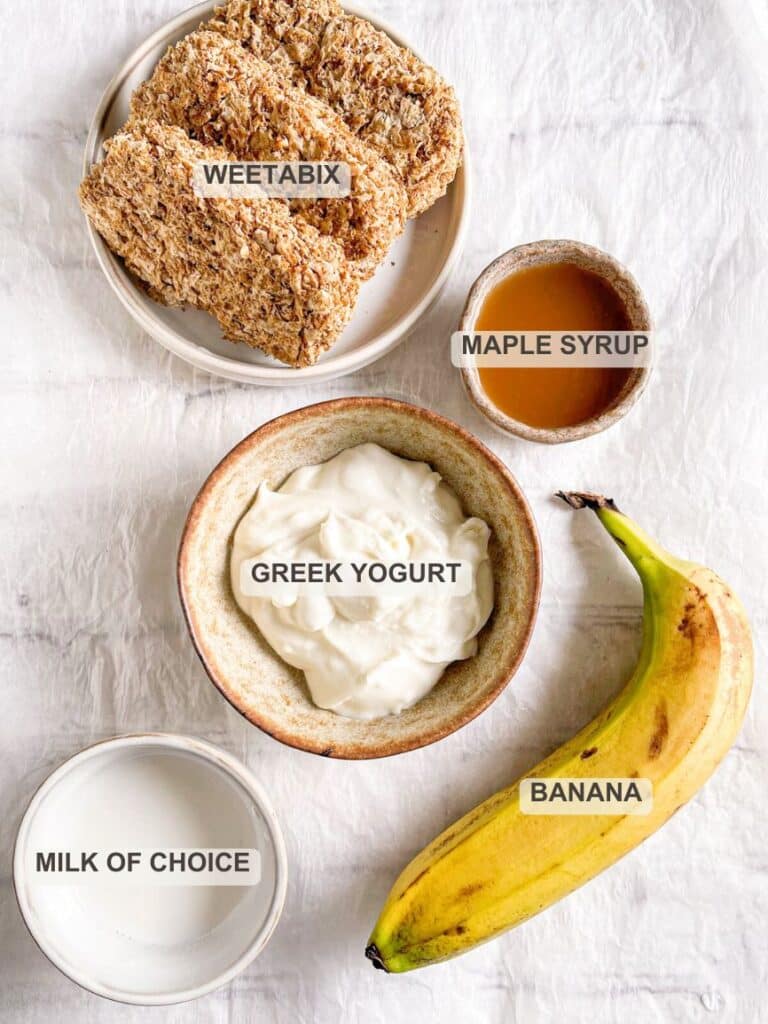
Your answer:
366,492 -> 753,972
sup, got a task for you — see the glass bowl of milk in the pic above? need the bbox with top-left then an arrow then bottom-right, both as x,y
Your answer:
13,734 -> 287,1004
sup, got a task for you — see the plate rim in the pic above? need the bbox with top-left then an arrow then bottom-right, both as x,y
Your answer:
81,0 -> 471,385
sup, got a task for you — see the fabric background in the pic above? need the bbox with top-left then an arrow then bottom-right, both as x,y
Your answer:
2,0 -> 767,1020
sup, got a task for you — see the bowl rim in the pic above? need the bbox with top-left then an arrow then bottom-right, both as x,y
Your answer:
177,396 -> 542,758
81,0 -> 472,386
459,239 -> 653,444
12,732 -> 288,1006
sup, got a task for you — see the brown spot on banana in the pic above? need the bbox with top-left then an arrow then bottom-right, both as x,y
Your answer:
397,865 -> 431,901
445,925 -> 467,936
580,747 -> 598,759
678,591 -> 707,640
648,701 -> 669,759
677,616 -> 693,637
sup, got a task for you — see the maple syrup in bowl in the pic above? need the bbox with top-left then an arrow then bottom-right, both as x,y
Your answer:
459,241 -> 651,443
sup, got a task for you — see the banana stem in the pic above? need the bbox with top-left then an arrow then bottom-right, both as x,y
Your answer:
557,491 -> 676,716
556,491 -> 672,573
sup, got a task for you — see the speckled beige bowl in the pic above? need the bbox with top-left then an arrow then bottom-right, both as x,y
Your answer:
178,398 -> 541,759
460,240 -> 652,443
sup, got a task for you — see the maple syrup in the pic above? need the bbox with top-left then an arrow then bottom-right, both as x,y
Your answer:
476,263 -> 632,429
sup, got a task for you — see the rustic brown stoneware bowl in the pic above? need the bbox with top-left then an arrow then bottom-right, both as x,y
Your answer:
178,397 -> 541,759
460,239 -> 652,444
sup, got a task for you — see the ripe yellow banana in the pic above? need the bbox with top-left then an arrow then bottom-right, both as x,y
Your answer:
366,492 -> 753,972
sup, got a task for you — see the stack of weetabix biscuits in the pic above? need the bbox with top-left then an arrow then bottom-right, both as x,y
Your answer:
79,0 -> 463,367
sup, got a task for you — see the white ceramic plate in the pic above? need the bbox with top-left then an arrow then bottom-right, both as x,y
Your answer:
82,1 -> 470,385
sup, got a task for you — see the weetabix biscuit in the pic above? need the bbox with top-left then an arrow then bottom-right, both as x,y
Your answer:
208,0 -> 463,216
130,31 -> 407,277
79,121 -> 358,367
208,0 -> 341,85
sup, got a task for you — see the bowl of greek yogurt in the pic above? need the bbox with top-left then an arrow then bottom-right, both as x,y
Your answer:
178,397 -> 541,758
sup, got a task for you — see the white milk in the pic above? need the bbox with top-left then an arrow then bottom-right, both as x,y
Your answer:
16,739 -> 283,1001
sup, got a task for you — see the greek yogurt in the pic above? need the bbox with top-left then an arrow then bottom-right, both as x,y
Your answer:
230,443 -> 494,719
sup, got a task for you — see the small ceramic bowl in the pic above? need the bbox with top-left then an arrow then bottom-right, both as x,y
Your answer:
178,397 -> 541,759
13,734 -> 287,1005
460,240 -> 652,443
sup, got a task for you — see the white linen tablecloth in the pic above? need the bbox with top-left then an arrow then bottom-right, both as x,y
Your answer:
2,0 -> 766,1020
